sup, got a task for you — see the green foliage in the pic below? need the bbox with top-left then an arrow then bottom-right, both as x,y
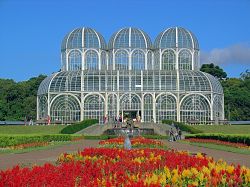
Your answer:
222,70 -> 250,121
0,134 -> 83,147
190,125 -> 250,134
162,120 -> 203,134
0,125 -> 65,134
0,75 -> 47,121
185,133 -> 250,145
200,63 -> 227,79
141,135 -> 168,139
83,135 -> 118,140
60,119 -> 98,134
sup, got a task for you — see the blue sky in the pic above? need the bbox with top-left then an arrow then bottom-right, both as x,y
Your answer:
0,0 -> 249,81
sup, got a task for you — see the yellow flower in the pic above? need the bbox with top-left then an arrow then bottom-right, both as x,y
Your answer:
226,165 -> 234,174
202,166 -> 210,176
192,181 -> 199,186
171,174 -> 178,184
191,168 -> 199,176
196,152 -> 204,159
182,169 -> 191,178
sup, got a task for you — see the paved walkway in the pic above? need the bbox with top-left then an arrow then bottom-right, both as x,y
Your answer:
166,141 -> 250,167
0,139 -> 250,171
0,140 -> 99,170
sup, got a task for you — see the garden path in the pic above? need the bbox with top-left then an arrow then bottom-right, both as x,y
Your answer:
0,139 -> 99,170
166,141 -> 250,167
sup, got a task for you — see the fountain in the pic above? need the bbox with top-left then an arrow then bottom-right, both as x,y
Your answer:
104,118 -> 155,137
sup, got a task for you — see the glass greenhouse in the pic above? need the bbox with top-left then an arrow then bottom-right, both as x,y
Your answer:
37,27 -> 224,124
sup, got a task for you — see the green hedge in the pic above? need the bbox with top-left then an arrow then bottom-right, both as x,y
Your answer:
60,119 -> 98,134
142,135 -> 168,139
83,135 -> 118,140
185,133 -> 250,145
162,120 -> 203,134
0,134 -> 83,148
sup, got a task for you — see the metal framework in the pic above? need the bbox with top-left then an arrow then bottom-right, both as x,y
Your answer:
38,27 -> 224,124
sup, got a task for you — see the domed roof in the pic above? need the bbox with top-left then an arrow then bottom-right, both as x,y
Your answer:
61,27 -> 106,51
108,27 -> 152,49
155,27 -> 199,50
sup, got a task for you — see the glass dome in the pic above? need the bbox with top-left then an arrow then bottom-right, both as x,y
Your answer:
61,27 -> 106,51
154,27 -> 199,50
108,27 -> 152,49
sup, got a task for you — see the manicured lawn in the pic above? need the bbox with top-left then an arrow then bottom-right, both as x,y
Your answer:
182,141 -> 250,155
0,125 -> 65,134
191,125 -> 250,134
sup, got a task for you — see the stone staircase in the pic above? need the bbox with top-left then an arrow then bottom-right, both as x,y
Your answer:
75,123 -> 113,136
76,122 -> 173,136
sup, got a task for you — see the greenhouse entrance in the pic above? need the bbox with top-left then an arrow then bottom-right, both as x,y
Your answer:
122,110 -> 141,120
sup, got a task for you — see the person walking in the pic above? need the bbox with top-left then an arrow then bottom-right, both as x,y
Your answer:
168,128 -> 174,142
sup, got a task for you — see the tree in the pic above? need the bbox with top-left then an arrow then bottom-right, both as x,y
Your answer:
200,63 -> 227,79
0,75 -> 47,121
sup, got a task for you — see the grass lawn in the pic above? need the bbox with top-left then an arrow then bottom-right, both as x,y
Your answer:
0,125 -> 65,134
181,141 -> 250,155
191,125 -> 250,134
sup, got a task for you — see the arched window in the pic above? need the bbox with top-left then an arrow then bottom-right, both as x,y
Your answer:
194,51 -> 199,70
115,50 -> 129,70
180,94 -> 210,123
147,51 -> 153,70
108,94 -> 117,120
61,52 -> 67,71
162,50 -> 175,70
213,95 -> 223,122
101,51 -> 106,70
156,94 -> 176,122
50,95 -> 81,122
38,95 -> 48,119
68,50 -> 82,71
84,94 -> 104,124
178,49 -> 192,70
120,94 -> 141,111
85,50 -> 99,70
144,94 -> 153,122
131,50 -> 145,70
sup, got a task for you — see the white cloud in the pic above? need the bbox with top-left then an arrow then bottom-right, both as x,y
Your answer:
200,43 -> 250,66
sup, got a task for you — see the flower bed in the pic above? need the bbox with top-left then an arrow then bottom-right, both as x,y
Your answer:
1,147 -> 250,186
185,138 -> 250,149
0,134 -> 84,149
99,136 -> 166,149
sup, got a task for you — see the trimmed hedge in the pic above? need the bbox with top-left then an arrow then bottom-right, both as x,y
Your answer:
162,120 -> 203,134
60,119 -> 98,134
83,135 -> 117,140
142,135 -> 168,139
185,133 -> 250,145
0,134 -> 83,148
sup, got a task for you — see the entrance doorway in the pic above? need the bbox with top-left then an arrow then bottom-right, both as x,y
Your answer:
122,110 -> 141,120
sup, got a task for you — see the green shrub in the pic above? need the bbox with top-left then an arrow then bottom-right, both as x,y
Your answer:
162,120 -> 203,134
60,119 -> 98,134
0,134 -> 83,147
142,135 -> 168,139
185,133 -> 250,145
83,135 -> 118,140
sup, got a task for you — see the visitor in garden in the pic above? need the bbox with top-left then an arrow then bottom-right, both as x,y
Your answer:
29,118 -> 33,126
177,128 -> 182,140
168,128 -> 175,142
